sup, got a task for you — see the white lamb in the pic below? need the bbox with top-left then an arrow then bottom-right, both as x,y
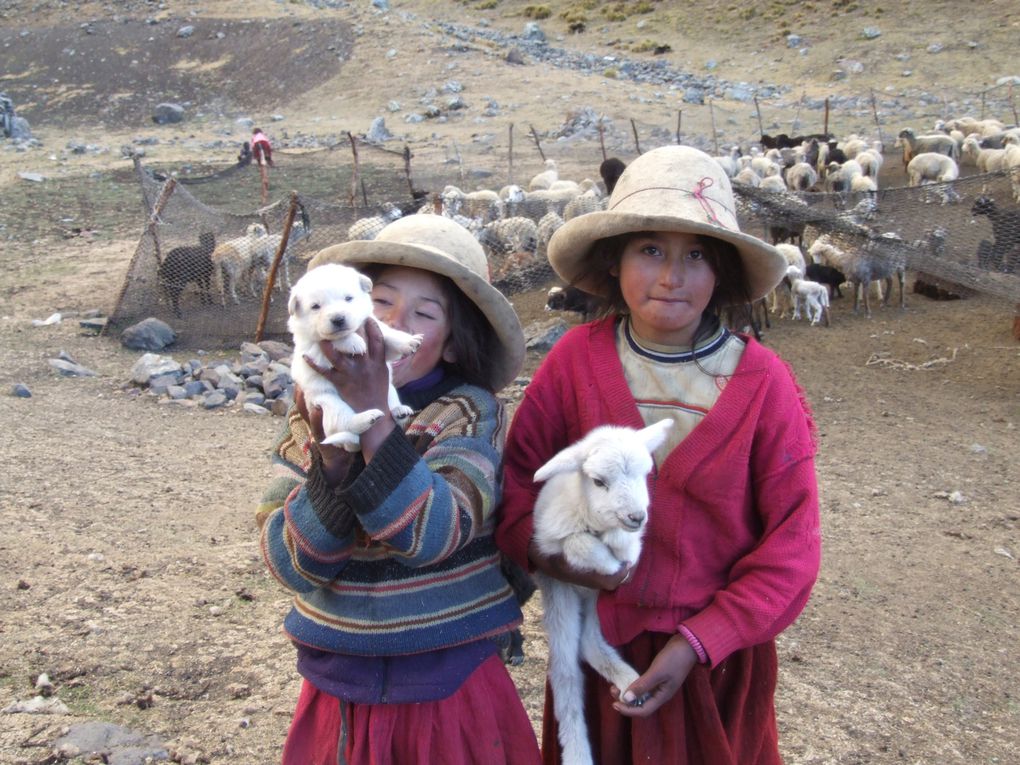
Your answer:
786,265 -> 831,326
529,158 -> 559,191
532,420 -> 673,765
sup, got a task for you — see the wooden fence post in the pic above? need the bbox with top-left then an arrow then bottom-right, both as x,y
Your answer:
255,191 -> 300,342
508,123 -> 514,184
348,132 -> 359,207
529,124 -> 546,161
676,110 -> 682,145
630,118 -> 642,154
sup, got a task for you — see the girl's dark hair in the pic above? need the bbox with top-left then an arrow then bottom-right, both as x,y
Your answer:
576,231 -> 752,349
361,264 -> 499,391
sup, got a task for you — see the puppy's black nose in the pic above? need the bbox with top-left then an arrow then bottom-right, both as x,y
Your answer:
330,316 -> 346,330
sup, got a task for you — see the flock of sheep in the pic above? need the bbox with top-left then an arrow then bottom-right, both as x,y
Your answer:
156,114 -> 1019,329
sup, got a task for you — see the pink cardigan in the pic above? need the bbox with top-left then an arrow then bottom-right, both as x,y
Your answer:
496,318 -> 821,667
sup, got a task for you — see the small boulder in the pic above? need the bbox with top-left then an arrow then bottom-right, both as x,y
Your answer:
121,318 -> 177,351
152,103 -> 185,125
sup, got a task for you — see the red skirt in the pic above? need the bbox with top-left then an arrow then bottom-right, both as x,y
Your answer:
541,633 -> 782,765
282,653 -> 541,765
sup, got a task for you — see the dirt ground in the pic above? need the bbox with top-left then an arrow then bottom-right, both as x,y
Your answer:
1,1 -> 1019,764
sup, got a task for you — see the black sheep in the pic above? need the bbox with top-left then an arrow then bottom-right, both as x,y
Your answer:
158,232 -> 216,317
599,157 -> 627,195
805,262 -> 847,298
971,196 -> 1020,274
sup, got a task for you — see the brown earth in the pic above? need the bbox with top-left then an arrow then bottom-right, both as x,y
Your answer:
1,1 -> 1019,764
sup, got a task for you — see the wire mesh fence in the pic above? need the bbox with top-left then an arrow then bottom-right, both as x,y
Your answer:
110,114 -> 1020,349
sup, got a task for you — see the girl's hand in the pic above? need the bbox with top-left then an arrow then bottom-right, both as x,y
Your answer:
610,635 -> 697,717
305,320 -> 393,416
527,540 -> 633,591
301,320 -> 398,460
294,385 -> 354,486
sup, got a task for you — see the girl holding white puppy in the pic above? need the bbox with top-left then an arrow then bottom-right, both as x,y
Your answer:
259,216 -> 540,764
497,145 -> 821,764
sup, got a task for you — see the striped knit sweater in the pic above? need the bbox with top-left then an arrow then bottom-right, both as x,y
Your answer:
258,378 -> 522,656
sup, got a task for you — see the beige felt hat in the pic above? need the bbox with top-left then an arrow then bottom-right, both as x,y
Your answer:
307,215 -> 525,391
548,145 -> 788,302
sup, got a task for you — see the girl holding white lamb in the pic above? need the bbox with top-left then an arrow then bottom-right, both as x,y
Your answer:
497,146 -> 821,765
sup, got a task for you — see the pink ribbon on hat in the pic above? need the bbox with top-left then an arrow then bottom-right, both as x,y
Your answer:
691,177 -> 725,227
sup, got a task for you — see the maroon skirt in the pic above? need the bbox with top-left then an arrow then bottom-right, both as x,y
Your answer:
541,633 -> 782,765
281,653 -> 541,765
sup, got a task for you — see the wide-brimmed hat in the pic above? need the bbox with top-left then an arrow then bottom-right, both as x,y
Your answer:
548,145 -> 787,302
307,215 -> 525,391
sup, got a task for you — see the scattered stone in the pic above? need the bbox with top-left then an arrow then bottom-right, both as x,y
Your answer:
948,490 -> 966,505
366,116 -> 393,142
177,25 -> 195,38
785,34 -> 802,48
862,27 -> 882,39
926,42 -> 944,54
2,695 -> 70,714
16,579 -> 30,589
993,547 -> 1015,560
131,354 -> 183,385
506,47 -> 525,65
80,316 -> 108,333
11,383 -> 31,398
53,721 -> 168,763
121,317 -> 177,351
49,358 -> 98,377
18,171 -> 45,182
31,312 -> 61,326
152,102 -> 185,125
522,22 -> 545,43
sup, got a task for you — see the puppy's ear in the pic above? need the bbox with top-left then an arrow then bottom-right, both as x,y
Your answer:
288,292 -> 300,317
359,273 -> 373,294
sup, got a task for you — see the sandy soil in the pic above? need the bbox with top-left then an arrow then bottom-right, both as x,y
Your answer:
1,1 -> 1019,764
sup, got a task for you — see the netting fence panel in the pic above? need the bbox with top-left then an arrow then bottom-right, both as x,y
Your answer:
110,118 -> 1020,349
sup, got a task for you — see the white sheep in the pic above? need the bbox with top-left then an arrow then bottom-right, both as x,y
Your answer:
786,265 -> 830,326
895,128 -> 959,168
536,211 -> 565,259
712,146 -> 741,178
770,243 -> 806,318
733,166 -> 762,187
960,136 -> 1009,172
532,420 -> 673,765
563,189 -> 606,220
856,147 -> 884,178
346,205 -> 402,242
784,161 -> 818,192
477,216 -> 539,261
759,174 -> 789,193
808,233 -> 905,317
499,184 -> 527,217
529,158 -> 559,191
906,152 -> 960,204
462,188 -> 504,222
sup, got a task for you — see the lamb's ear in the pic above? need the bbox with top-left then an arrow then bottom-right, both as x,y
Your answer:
533,441 -> 588,483
638,419 -> 673,454
359,273 -> 373,294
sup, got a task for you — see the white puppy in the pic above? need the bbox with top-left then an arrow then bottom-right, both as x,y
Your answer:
288,263 -> 423,451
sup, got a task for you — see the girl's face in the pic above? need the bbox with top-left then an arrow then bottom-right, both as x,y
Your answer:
614,231 -> 718,347
371,266 -> 455,388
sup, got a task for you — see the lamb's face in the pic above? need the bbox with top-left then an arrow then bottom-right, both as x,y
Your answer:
288,264 -> 374,347
580,447 -> 654,533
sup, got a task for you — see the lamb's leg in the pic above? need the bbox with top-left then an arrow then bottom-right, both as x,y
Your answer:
539,579 -> 596,765
578,590 -> 639,696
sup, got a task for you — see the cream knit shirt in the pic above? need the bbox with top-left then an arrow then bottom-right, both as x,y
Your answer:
616,317 -> 745,465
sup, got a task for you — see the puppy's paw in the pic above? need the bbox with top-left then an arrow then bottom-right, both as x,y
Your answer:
405,334 -> 425,354
391,405 -> 414,420
335,333 -> 367,356
348,409 -> 385,433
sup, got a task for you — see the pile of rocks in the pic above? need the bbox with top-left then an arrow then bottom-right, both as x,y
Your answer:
128,340 -> 296,416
